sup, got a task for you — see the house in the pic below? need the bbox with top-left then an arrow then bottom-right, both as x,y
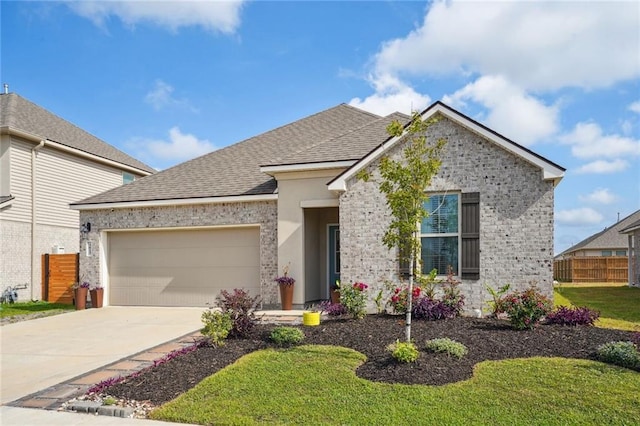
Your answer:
0,92 -> 155,302
555,210 -> 640,259
620,218 -> 640,287
71,101 -> 564,312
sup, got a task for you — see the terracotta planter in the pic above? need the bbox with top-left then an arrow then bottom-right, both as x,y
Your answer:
302,311 -> 320,326
279,284 -> 294,310
75,287 -> 88,310
90,288 -> 104,308
330,289 -> 341,304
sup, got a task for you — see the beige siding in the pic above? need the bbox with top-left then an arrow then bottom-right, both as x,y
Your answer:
2,138 -> 33,222
35,143 -> 124,228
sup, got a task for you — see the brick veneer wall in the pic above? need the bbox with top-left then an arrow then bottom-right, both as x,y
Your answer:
79,201 -> 279,306
339,116 -> 556,313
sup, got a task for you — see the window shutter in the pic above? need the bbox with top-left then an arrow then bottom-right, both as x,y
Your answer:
461,192 -> 480,280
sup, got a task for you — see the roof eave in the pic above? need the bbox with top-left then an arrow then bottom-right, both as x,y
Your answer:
260,160 -> 356,176
1,125 -> 153,177
70,193 -> 278,211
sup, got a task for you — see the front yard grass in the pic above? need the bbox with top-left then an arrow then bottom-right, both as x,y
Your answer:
151,345 -> 640,425
0,300 -> 74,319
554,283 -> 640,331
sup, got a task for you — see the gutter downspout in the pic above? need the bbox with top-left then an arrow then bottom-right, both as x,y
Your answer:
31,140 -> 45,300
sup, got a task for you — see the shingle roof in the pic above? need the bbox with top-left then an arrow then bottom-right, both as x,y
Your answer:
73,103 -> 385,205
0,93 -> 155,174
620,218 -> 640,234
560,209 -> 640,255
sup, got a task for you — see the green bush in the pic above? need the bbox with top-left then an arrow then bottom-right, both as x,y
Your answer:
270,327 -> 304,346
339,281 -> 369,319
596,341 -> 640,370
502,286 -> 553,330
425,337 -> 468,359
201,310 -> 233,346
387,340 -> 419,363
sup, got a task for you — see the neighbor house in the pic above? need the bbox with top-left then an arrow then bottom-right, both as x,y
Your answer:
71,102 -> 564,312
620,218 -> 640,287
0,92 -> 155,302
555,210 -> 640,259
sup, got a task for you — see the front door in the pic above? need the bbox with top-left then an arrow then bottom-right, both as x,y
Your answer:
328,225 -> 340,294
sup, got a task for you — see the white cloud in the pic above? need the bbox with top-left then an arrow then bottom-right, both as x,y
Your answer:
443,75 -> 559,145
575,159 -> 629,174
374,1 -> 639,91
349,73 -> 430,116
561,122 -> 640,159
579,188 -> 617,205
144,79 -> 196,111
629,101 -> 640,114
66,0 -> 246,34
131,127 -> 216,167
556,208 -> 604,226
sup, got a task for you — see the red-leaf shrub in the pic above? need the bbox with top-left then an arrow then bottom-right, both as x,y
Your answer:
546,306 -> 600,326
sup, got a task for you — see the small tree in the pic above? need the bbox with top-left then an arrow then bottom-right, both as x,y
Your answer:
359,112 -> 445,341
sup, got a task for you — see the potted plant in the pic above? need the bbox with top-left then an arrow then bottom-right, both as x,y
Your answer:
73,281 -> 90,310
330,280 -> 341,304
90,284 -> 104,308
302,304 -> 322,326
274,264 -> 295,310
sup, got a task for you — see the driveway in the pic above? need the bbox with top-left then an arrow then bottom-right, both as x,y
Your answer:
0,307 -> 203,405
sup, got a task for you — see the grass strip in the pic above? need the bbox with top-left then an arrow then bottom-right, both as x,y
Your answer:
0,300 -> 74,318
151,345 -> 640,425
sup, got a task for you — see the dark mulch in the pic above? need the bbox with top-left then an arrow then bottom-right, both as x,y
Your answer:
106,315 -> 637,405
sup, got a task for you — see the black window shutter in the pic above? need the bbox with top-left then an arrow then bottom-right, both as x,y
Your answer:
461,192 -> 480,280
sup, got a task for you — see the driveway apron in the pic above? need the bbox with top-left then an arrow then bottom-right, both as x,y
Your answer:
0,307 -> 203,405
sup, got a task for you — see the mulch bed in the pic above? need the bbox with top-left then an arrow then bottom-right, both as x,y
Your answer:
105,315 -> 637,405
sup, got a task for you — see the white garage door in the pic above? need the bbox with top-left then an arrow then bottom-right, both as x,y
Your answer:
108,227 -> 260,307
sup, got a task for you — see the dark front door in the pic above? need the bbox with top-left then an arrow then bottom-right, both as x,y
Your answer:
328,225 -> 340,293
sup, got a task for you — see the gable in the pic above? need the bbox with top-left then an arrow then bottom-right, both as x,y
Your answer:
328,101 -> 565,192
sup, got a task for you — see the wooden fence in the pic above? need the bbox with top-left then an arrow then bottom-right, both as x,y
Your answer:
42,253 -> 79,304
553,256 -> 628,283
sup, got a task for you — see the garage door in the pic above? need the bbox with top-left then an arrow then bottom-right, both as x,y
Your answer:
108,227 -> 260,307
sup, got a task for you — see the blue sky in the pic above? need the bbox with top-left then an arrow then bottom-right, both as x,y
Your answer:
2,0 -> 639,254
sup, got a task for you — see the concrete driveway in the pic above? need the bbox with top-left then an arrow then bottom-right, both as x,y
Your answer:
0,307 -> 203,405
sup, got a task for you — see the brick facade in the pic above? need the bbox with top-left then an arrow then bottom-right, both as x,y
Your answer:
79,201 -> 279,306
339,116 -> 555,313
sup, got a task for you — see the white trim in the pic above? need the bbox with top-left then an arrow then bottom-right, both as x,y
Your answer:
300,199 -> 339,208
0,198 -> 14,209
70,194 -> 278,210
0,126 -> 153,176
420,193 -> 462,277
105,223 -> 261,233
328,103 -> 565,192
261,160 -> 355,175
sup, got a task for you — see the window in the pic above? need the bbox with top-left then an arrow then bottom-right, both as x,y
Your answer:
615,250 -> 627,257
420,194 -> 459,275
123,172 -> 135,185
601,250 -> 612,257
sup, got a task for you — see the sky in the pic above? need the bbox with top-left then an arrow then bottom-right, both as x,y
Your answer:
1,0 -> 639,255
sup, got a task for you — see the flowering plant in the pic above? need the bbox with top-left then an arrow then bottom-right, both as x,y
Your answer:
340,281 -> 369,319
502,286 -> 553,330
274,264 -> 295,286
73,281 -> 90,290
388,285 -> 422,314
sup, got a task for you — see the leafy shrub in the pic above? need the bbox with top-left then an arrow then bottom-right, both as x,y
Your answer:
217,289 -> 261,338
596,341 -> 640,370
339,281 -> 369,319
546,306 -> 600,326
484,283 -> 511,317
440,268 -> 465,317
201,309 -> 233,346
387,340 -> 419,363
502,286 -> 553,330
425,338 -> 468,359
270,326 -> 304,346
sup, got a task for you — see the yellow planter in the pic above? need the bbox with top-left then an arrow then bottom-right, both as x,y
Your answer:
302,311 -> 320,326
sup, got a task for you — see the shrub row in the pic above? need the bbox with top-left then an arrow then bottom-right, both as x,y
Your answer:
388,337 -> 469,363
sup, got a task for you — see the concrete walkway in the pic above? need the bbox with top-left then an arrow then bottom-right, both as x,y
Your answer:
0,307 -> 203,405
0,406 -> 187,425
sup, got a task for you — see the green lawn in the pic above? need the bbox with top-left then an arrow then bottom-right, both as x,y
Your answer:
151,345 -> 640,425
0,300 -> 74,318
554,283 -> 640,331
